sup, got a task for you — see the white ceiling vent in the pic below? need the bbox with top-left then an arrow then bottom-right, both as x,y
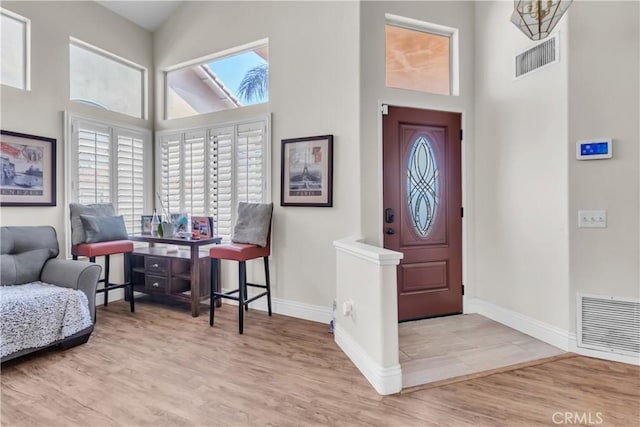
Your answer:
578,293 -> 640,357
514,34 -> 559,79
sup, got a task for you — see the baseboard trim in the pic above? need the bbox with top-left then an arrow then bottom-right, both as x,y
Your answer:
334,324 -> 402,395
465,297 -> 570,351
568,333 -> 640,366
96,289 -> 125,306
221,288 -> 332,324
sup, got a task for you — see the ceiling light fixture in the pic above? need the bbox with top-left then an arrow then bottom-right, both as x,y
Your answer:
511,0 -> 572,41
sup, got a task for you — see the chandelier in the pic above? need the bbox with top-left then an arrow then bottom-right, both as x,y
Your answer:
511,0 -> 572,41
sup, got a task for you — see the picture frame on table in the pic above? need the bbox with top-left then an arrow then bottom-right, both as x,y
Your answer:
191,216 -> 214,239
281,134 -> 333,207
170,212 -> 189,233
0,130 -> 56,207
140,215 -> 162,235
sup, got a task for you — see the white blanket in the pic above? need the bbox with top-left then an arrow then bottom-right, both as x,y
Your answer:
1,281 -> 93,358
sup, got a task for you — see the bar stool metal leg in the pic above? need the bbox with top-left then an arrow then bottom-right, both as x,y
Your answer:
104,255 -> 110,306
209,258 -> 218,326
238,261 -> 246,334
264,256 -> 272,316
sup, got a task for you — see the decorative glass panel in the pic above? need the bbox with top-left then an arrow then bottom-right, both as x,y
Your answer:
407,136 -> 439,237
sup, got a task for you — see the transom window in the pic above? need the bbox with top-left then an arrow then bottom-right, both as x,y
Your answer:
157,118 -> 270,240
165,40 -> 269,120
69,38 -> 147,119
1,8 -> 30,90
385,14 -> 459,96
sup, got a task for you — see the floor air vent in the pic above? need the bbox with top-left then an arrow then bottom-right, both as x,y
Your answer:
515,35 -> 558,78
578,293 -> 640,357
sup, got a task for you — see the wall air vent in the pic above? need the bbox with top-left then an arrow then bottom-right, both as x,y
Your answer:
514,34 -> 559,79
577,293 -> 640,357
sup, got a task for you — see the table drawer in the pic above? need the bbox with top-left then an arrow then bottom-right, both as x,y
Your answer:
146,256 -> 169,276
145,275 -> 167,293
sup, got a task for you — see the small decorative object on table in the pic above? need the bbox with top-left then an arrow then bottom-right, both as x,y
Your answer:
191,216 -> 214,239
170,212 -> 189,236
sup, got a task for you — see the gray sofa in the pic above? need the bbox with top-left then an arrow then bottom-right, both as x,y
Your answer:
1,226 -> 101,362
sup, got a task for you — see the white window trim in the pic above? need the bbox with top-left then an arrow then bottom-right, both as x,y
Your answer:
69,37 -> 148,120
385,13 -> 460,97
64,111 -> 153,257
1,8 -> 31,91
155,114 -> 272,240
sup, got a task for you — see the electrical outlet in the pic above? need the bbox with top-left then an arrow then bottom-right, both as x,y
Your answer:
578,210 -> 607,228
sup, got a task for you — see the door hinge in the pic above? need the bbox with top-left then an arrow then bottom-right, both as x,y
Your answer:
381,104 -> 389,115
462,284 -> 465,296
460,129 -> 463,141
461,207 -> 464,218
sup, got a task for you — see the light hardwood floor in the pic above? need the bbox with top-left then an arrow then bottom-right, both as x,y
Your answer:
400,314 -> 565,388
2,300 -> 639,426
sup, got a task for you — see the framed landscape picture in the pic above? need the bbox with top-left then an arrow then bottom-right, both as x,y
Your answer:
0,130 -> 56,207
281,134 -> 333,207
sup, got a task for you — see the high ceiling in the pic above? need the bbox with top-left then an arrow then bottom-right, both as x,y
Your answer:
96,1 -> 183,31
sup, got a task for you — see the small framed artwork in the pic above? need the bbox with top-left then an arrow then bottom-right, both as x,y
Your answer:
281,134 -> 333,207
170,212 -> 189,233
0,130 -> 56,207
191,216 -> 214,238
140,215 -> 162,235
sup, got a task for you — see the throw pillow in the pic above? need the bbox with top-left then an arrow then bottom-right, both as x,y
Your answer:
80,215 -> 129,243
70,203 -> 116,245
231,202 -> 273,247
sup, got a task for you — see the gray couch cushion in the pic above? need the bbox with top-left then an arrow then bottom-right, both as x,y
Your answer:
0,226 -> 59,285
70,203 -> 116,245
80,215 -> 129,243
231,202 -> 273,247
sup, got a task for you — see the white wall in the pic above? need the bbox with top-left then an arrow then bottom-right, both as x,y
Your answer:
359,1 -> 476,294
474,1 -> 570,331
0,1 -> 153,260
568,1 -> 640,330
154,1 -> 360,308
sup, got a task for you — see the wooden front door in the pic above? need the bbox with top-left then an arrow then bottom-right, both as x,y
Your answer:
383,106 -> 462,321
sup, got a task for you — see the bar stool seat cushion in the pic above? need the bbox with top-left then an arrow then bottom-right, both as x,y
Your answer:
209,243 -> 270,262
72,240 -> 134,258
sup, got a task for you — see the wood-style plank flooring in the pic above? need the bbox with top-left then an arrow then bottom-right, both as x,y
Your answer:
400,314 -> 565,388
2,300 -> 639,426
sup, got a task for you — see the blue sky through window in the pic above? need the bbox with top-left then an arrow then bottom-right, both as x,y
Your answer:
208,51 -> 268,105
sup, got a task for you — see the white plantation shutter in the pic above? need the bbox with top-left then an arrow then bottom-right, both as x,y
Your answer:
184,131 -> 206,216
236,122 -> 266,204
69,116 -> 151,237
158,117 -> 269,241
160,133 -> 182,219
209,127 -> 233,238
116,131 -> 145,234
75,123 -> 111,204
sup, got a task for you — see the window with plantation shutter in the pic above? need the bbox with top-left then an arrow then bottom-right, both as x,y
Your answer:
157,117 -> 269,241
76,123 -> 111,204
69,116 -> 152,235
209,127 -> 233,238
116,131 -> 145,233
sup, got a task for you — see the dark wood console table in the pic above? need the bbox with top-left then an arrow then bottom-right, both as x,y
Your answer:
128,235 -> 222,317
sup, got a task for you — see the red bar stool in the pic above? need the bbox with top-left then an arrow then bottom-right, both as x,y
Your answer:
209,238 -> 271,334
72,240 -> 135,313
209,202 -> 273,334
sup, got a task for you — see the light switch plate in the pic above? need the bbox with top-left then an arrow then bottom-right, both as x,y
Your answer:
578,210 -> 607,228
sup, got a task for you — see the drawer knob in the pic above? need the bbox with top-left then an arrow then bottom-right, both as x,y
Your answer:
151,263 -> 159,268
152,282 -> 160,287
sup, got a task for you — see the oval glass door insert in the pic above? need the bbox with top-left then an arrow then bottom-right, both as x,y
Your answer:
407,136 -> 439,237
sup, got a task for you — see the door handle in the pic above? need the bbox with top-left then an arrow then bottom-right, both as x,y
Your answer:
386,228 -> 395,235
385,208 -> 395,224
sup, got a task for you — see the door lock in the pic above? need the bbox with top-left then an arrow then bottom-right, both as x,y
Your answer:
385,208 -> 395,224
385,228 -> 395,235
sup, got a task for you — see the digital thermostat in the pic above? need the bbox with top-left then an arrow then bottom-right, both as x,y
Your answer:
576,138 -> 612,160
